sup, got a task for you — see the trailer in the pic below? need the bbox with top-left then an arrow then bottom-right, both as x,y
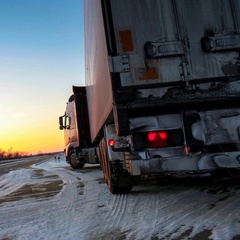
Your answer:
59,0 -> 240,194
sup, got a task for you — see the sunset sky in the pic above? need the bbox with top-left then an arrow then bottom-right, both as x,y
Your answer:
0,0 -> 85,155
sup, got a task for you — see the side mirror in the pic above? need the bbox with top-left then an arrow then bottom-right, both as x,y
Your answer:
59,116 -> 64,130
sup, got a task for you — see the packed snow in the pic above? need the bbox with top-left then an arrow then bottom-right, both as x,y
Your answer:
0,154 -> 240,240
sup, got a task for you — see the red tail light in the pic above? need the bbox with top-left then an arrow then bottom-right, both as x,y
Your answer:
147,131 -> 168,148
148,131 -> 168,141
158,131 -> 167,140
133,129 -> 183,150
108,139 -> 115,147
148,132 -> 157,141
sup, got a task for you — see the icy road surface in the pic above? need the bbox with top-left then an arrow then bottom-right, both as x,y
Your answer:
0,155 -> 240,240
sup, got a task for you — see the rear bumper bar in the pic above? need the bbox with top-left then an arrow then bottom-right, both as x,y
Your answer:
127,152 -> 240,175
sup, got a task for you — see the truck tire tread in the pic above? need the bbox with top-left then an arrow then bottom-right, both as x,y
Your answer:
68,149 -> 85,169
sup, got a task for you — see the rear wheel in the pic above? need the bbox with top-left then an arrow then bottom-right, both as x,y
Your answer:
68,150 -> 85,169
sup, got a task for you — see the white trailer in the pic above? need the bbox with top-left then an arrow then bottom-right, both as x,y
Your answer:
60,0 -> 240,194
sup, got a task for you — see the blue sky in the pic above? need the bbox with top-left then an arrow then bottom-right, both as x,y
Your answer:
0,0 -> 85,154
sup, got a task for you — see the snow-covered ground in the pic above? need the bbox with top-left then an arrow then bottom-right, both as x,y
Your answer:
0,154 -> 240,240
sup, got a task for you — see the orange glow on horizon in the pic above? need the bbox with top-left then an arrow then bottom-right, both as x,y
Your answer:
0,116 -> 65,155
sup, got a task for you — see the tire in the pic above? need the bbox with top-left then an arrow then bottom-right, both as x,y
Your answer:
68,150 -> 85,169
100,139 -> 133,194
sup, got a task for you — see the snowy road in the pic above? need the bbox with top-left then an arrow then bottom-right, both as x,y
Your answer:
0,154 -> 240,240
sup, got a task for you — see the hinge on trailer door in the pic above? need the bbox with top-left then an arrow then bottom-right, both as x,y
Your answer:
179,62 -> 195,91
109,55 -> 130,73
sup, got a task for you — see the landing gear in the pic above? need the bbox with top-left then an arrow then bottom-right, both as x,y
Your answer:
68,150 -> 85,169
99,139 -> 133,194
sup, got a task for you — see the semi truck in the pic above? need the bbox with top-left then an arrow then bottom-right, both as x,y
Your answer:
59,0 -> 240,194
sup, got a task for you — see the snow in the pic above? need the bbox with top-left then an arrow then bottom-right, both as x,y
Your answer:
0,154 -> 240,240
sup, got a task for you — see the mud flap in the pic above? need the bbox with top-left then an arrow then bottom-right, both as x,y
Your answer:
109,160 -> 133,194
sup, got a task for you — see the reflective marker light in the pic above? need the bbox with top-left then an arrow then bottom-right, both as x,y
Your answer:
108,139 -> 115,147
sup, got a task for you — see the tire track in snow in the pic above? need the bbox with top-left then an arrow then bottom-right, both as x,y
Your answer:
40,167 -> 101,239
90,176 -> 240,240
0,160 -> 102,240
2,158 -> 240,240
109,194 -> 128,227
125,187 -> 160,240
87,184 -> 162,240
134,177 -> 240,240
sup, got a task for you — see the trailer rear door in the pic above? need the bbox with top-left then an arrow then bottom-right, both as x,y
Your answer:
107,0 -> 240,86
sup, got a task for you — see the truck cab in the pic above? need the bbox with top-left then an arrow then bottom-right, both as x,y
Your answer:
59,86 -> 98,169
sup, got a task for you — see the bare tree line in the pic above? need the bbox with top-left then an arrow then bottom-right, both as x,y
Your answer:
0,147 -> 29,160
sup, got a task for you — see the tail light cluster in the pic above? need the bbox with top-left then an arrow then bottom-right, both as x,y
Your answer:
132,129 -> 184,150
